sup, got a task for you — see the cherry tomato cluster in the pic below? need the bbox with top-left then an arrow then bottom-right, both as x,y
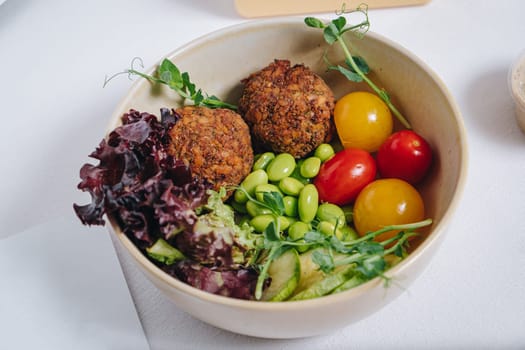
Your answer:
314,91 -> 433,241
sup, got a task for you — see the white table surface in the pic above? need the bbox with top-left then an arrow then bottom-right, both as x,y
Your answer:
2,0 -> 525,349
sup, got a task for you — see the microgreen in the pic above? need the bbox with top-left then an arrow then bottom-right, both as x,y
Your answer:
104,57 -> 237,110
254,220 -> 291,299
260,192 -> 286,217
311,249 -> 335,274
305,5 -> 412,129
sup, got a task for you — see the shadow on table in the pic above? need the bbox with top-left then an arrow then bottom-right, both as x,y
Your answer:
146,297 -> 333,350
463,65 -> 525,146
0,218 -> 148,349
115,234 -> 336,350
0,0 -> 31,26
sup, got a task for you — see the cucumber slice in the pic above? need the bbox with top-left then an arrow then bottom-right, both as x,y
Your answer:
146,238 -> 185,265
332,274 -> 366,294
294,248 -> 326,295
261,249 -> 300,301
290,266 -> 355,301
293,248 -> 350,295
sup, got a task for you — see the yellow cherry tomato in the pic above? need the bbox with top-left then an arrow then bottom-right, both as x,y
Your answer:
334,91 -> 393,152
353,178 -> 424,242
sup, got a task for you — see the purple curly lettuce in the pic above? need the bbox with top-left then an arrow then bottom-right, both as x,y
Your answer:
73,108 -> 209,244
74,109 -> 260,299
166,261 -> 259,300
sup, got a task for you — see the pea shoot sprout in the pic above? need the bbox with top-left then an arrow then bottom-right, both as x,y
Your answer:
305,4 -> 412,129
104,57 -> 237,110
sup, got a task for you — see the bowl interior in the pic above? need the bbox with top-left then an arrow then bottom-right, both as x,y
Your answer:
107,18 -> 467,337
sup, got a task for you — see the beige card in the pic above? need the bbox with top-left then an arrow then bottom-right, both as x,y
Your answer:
235,0 -> 431,18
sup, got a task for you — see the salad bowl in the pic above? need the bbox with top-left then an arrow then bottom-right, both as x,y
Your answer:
106,17 -> 467,338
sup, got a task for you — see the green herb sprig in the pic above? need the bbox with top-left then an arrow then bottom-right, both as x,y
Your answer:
305,5 -> 412,129
104,57 -> 237,110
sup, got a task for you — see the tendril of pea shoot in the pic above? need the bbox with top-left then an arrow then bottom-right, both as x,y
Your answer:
305,4 -> 412,129
103,57 -> 237,110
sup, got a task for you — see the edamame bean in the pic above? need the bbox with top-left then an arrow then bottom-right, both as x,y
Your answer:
246,201 -> 273,217
279,177 -> 305,196
318,221 -> 342,237
253,152 -> 275,171
296,242 -> 309,253
288,221 -> 310,240
298,184 -> 318,223
288,221 -> 311,253
316,203 -> 346,228
278,216 -> 291,231
250,215 -> 290,233
250,215 -> 275,233
290,159 -> 311,185
266,153 -> 296,182
283,196 -> 298,217
314,143 -> 335,162
336,225 -> 359,242
284,216 -> 297,228
234,169 -> 268,204
254,183 -> 282,202
300,157 -> 322,178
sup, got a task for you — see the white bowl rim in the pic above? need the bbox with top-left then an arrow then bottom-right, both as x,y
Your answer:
109,17 -> 469,311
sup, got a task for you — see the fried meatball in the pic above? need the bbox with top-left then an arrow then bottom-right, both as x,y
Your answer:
168,106 -> 253,192
238,59 -> 335,158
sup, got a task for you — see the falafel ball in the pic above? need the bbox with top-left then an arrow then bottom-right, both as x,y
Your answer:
168,106 -> 253,192
238,59 -> 335,158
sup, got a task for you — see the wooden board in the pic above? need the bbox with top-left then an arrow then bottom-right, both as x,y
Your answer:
235,0 -> 431,18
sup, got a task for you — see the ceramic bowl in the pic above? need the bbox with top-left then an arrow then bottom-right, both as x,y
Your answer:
107,18 -> 468,338
509,50 -> 525,133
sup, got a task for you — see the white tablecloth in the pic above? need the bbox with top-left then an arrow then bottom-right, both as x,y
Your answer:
1,0 -> 524,349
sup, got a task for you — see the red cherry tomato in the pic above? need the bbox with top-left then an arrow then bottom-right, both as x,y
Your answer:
377,130 -> 433,184
314,148 -> 376,206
